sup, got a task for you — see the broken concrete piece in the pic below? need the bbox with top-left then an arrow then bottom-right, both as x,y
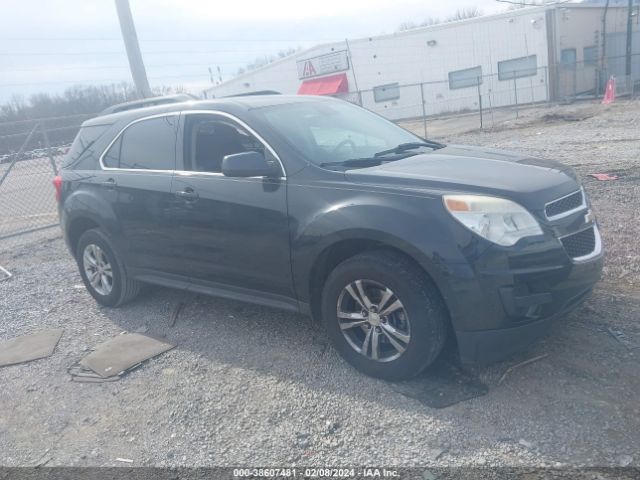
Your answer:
0,329 -> 64,367
79,333 -> 174,378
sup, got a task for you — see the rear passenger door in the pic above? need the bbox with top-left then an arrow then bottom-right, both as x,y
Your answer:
100,113 -> 178,271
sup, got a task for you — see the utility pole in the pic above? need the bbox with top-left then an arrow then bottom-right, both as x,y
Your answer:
114,0 -> 152,98
626,0 -> 633,77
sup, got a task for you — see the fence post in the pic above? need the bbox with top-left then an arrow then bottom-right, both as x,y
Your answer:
477,77 -> 483,129
0,124 -> 39,188
419,83 -> 427,138
545,66 -> 551,105
39,122 -> 58,175
513,77 -> 519,119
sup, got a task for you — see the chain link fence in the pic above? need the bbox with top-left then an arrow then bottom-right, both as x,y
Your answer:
339,54 -> 639,136
0,114 -> 94,254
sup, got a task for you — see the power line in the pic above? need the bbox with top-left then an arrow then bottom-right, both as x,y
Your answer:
0,73 -> 212,88
0,37 -> 341,42
1,62 -> 246,73
494,0 -> 574,5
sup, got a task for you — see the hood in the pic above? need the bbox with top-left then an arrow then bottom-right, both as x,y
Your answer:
345,145 -> 580,210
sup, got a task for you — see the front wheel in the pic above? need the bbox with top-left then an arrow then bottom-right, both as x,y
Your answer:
321,250 -> 448,380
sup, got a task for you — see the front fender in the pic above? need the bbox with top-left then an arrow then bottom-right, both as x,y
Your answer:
288,184 -> 476,320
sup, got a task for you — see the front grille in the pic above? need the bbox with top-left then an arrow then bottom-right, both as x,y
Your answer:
545,190 -> 584,219
561,227 -> 596,259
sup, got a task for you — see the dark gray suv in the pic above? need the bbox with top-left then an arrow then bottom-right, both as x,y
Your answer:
55,95 -> 603,380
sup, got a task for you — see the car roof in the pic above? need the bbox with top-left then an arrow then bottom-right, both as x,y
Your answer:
82,94 -> 329,127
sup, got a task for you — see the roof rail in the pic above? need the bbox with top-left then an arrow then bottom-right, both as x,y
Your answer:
99,94 -> 197,115
223,90 -> 281,98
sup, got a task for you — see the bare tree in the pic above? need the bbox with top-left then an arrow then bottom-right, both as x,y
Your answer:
398,6 -> 482,31
446,6 -> 483,21
236,47 -> 299,76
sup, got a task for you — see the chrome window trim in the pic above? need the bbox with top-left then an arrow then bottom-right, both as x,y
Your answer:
544,188 -> 587,221
98,109 -> 286,178
559,224 -> 602,263
99,112 -> 180,173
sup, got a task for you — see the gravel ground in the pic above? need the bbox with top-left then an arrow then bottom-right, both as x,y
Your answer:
0,100 -> 639,470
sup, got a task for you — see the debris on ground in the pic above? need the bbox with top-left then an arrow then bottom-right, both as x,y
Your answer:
541,112 -> 593,123
606,326 -> 635,350
0,328 -> 63,367
588,173 -> 618,181
0,264 -> 12,282
498,354 -> 549,386
169,292 -> 197,328
69,333 -> 174,381
115,457 -> 133,463
67,362 -> 123,383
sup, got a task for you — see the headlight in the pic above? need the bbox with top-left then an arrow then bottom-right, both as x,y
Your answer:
443,195 -> 543,246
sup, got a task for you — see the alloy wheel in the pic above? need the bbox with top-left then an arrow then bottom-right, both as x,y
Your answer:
336,279 -> 411,362
82,244 -> 113,296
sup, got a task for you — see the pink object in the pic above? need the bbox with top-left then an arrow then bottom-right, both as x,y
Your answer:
589,173 -> 618,181
601,76 -> 616,104
297,73 -> 349,96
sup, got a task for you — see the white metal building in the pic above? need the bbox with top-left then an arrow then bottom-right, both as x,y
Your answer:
205,4 -> 638,120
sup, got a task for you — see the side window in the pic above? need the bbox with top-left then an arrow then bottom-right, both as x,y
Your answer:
184,115 -> 273,173
102,136 -> 121,168
103,115 -> 177,170
64,124 -> 111,170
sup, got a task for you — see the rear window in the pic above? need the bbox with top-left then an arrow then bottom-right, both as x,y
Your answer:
103,115 -> 177,170
63,124 -> 111,170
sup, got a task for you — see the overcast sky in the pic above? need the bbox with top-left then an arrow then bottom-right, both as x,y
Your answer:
0,0 -> 510,103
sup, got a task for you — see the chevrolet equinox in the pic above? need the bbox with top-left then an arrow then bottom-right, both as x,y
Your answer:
56,95 -> 603,380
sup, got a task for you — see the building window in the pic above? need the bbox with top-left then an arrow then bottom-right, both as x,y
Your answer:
497,55 -> 538,81
584,46 -> 598,66
448,66 -> 483,90
373,83 -> 400,102
561,48 -> 577,69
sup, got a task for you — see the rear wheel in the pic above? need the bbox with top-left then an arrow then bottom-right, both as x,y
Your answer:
76,229 -> 140,307
321,250 -> 447,380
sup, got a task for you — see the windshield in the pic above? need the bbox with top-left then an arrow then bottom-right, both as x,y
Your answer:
256,100 -> 436,168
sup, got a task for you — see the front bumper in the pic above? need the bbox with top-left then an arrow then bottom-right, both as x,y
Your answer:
443,226 -> 603,365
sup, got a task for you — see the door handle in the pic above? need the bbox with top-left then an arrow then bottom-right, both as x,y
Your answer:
175,188 -> 199,201
100,178 -> 117,188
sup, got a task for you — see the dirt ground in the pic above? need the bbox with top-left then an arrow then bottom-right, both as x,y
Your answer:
0,100 -> 639,470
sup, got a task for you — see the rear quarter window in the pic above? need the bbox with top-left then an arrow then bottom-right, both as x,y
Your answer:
63,124 -> 111,170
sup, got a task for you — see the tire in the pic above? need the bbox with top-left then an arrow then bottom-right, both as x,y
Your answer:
321,250 -> 447,380
76,228 -> 141,307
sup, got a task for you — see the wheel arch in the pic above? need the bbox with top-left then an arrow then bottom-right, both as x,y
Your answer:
305,231 -> 451,325
67,216 -> 101,257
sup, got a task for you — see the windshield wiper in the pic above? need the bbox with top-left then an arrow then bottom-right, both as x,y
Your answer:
373,141 -> 445,158
320,157 -> 385,168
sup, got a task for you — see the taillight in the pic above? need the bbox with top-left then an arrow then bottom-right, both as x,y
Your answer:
53,175 -> 62,202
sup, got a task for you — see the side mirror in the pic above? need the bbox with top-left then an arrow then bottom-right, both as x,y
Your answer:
221,151 -> 281,178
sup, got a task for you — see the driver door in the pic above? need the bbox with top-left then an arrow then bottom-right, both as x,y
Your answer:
168,113 -> 294,303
